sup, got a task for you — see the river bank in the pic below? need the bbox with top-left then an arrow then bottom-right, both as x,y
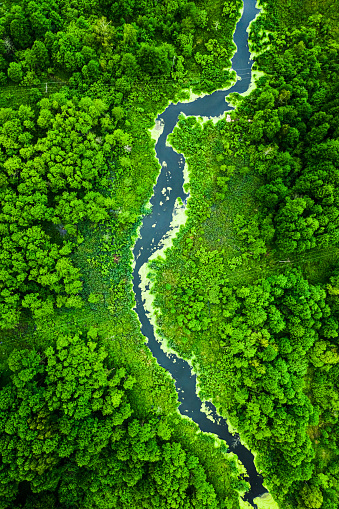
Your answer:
132,0 -> 267,505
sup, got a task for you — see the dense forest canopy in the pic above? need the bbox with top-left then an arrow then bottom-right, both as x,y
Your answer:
0,332 -> 225,508
1,0 -> 339,507
149,0 -> 339,508
0,0 -> 251,508
0,0 -> 243,329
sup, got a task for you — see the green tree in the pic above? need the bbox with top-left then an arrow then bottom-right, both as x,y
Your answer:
300,484 -> 323,508
0,333 -> 222,508
7,62 -> 23,82
123,23 -> 137,46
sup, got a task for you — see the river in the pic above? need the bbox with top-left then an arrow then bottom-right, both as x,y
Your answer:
132,1 -> 266,506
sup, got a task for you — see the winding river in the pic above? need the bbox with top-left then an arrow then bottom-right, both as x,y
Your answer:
132,1 -> 266,506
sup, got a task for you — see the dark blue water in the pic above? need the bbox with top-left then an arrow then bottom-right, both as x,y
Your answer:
133,1 -> 267,506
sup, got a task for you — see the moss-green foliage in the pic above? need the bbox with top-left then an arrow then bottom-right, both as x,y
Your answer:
150,2 -> 339,508
237,59 -> 339,257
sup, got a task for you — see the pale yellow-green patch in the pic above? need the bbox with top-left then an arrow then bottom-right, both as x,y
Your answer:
149,199 -> 187,262
138,259 -> 174,358
131,207 -> 154,272
239,499 -> 254,509
199,399 -> 236,430
183,161 -> 189,187
239,67 -> 265,98
138,198 -> 189,355
131,224 -> 142,273
164,127 -> 190,190
200,401 -> 216,423
226,428 -> 260,465
179,89 -> 211,104
196,111 -> 229,124
199,394 -> 252,451
254,492 -> 280,509
149,118 -> 165,143
223,417 -> 239,435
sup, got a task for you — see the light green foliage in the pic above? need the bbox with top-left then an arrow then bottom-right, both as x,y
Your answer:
0,96 -> 121,326
300,484 -> 323,508
233,214 -> 271,259
222,0 -> 242,19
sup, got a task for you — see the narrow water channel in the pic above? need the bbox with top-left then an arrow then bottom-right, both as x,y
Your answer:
132,1 -> 266,506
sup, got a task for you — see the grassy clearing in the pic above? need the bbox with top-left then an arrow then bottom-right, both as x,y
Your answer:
0,78 -> 68,109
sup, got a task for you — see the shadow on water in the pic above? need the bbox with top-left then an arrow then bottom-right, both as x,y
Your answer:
132,1 -> 267,506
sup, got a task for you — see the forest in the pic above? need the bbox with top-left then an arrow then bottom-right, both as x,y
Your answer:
0,0 -> 252,508
0,0 -> 338,507
150,0 -> 339,507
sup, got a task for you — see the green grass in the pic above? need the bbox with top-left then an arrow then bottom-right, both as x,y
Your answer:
0,78 -> 68,109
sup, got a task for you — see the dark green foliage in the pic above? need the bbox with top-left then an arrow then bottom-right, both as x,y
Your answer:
0,0 -> 239,93
0,333 -> 222,509
235,9 -> 339,257
137,43 -> 175,76
5,0 -> 339,506
0,0 -> 243,329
